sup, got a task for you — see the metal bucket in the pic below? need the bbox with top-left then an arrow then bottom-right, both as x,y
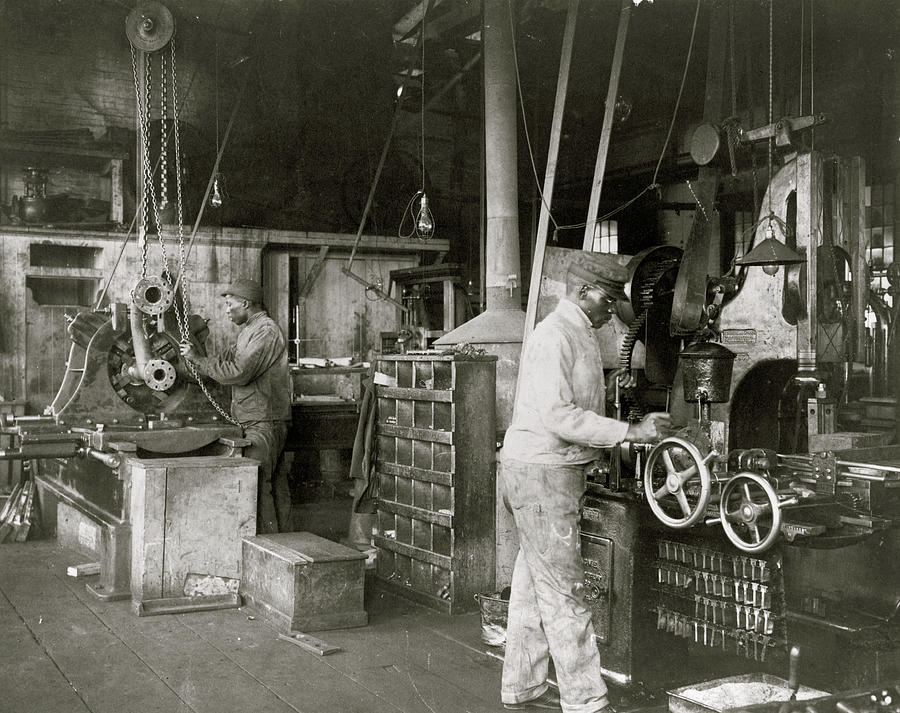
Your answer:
680,342 -> 736,403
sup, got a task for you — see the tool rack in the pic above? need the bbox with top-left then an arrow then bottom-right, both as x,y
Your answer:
653,538 -> 786,661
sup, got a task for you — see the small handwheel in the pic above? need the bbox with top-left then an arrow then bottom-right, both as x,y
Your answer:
643,436 -> 714,529
719,472 -> 782,553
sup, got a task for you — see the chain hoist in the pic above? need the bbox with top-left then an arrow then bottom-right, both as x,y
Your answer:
128,4 -> 237,425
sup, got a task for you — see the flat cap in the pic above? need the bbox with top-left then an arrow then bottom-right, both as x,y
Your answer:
567,260 -> 628,301
221,279 -> 263,304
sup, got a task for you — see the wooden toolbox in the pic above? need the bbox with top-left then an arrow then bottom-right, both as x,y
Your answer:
241,532 -> 368,633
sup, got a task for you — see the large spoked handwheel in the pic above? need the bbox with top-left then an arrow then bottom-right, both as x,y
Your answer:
719,472 -> 782,553
643,437 -> 715,529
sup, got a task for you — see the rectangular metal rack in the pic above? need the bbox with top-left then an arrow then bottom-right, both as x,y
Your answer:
373,353 -> 497,614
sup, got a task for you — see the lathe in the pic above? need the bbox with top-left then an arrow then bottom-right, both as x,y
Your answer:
581,151 -> 900,694
0,1 -> 258,611
0,279 -> 255,606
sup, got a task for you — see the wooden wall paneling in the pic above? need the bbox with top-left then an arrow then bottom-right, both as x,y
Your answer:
0,237 -> 18,399
24,300 -> 74,412
263,248 -> 290,339
15,238 -> 27,402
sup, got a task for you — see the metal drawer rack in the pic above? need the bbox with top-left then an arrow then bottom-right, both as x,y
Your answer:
373,353 -> 497,614
653,539 -> 786,661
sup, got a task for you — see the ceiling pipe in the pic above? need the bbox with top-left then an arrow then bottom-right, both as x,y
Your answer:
434,0 -> 525,430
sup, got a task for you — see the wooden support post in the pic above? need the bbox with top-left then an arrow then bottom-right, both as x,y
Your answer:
582,0 -> 631,251
524,0 -> 579,339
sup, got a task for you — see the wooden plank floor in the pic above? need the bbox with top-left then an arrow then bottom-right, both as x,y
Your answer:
0,540 -> 509,713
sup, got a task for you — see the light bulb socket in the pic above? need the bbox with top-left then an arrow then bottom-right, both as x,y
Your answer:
415,192 -> 434,239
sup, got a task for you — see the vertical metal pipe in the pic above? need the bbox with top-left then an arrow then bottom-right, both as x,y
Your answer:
483,0 -> 521,311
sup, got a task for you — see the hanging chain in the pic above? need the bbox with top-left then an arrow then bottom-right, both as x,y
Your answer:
159,49 -> 168,209
686,179 -> 709,222
131,46 -> 150,280
170,38 -> 190,321
131,43 -> 237,425
165,38 -> 236,425
766,0 -> 774,216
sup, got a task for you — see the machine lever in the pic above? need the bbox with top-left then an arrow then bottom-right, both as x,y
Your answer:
79,447 -> 120,469
788,646 -> 801,700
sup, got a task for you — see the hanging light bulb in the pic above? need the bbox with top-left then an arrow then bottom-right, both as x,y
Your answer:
210,173 -> 224,208
415,192 -> 434,239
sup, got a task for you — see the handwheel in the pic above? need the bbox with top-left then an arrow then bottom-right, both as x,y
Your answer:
719,472 -> 782,553
643,436 -> 715,529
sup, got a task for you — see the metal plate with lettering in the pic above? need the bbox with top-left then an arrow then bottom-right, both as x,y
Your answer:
720,329 -> 757,346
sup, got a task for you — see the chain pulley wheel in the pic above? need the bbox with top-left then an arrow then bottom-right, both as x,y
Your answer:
643,436 -> 715,529
133,276 -> 175,315
719,472 -> 782,553
126,1 -> 175,52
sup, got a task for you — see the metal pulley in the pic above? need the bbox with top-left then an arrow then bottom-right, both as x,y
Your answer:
126,1 -> 175,52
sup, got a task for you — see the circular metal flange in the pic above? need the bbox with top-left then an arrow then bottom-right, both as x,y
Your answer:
643,436 -> 714,529
143,359 -> 177,391
132,276 -> 175,315
126,1 -> 175,52
719,471 -> 783,553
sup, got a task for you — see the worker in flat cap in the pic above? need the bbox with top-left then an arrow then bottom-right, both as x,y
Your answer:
500,258 -> 671,713
180,279 -> 292,534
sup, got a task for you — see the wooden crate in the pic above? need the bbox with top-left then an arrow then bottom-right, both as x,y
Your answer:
373,354 -> 496,614
128,456 -> 258,610
241,532 -> 367,632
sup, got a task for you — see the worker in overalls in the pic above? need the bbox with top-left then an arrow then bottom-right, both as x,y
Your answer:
180,279 -> 292,534
500,261 -> 671,712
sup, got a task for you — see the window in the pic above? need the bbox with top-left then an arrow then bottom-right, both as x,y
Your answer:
867,180 -> 896,305
590,220 -> 618,254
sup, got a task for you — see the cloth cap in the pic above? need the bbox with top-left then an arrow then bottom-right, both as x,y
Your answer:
567,261 -> 628,301
221,279 -> 263,304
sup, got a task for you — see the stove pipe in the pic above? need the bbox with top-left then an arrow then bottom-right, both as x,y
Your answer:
434,0 -> 525,429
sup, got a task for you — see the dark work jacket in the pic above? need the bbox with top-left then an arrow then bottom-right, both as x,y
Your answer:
192,311 -> 291,424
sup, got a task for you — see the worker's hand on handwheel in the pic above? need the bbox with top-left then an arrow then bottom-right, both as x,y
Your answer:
625,411 -> 672,443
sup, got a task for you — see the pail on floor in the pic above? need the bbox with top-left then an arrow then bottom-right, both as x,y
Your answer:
475,592 -> 509,648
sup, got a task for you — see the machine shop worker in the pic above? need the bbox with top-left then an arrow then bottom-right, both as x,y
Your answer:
180,279 -> 292,534
500,261 -> 671,713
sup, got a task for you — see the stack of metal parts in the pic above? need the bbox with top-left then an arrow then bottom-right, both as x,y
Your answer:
0,469 -> 36,543
654,539 -> 783,661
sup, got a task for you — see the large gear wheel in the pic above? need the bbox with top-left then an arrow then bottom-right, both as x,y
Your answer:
616,246 -> 682,420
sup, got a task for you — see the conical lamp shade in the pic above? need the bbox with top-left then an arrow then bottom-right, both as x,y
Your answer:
735,236 -> 805,267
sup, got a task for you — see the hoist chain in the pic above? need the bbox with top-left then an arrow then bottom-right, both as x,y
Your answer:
131,43 -> 237,426
159,49 -> 168,209
130,47 -> 150,280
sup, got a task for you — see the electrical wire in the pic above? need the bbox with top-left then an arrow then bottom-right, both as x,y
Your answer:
651,0 -> 701,188
508,0 -> 559,237
509,0 -> 702,243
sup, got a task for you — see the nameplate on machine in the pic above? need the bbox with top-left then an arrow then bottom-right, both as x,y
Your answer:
720,329 -> 757,345
582,507 -> 602,523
